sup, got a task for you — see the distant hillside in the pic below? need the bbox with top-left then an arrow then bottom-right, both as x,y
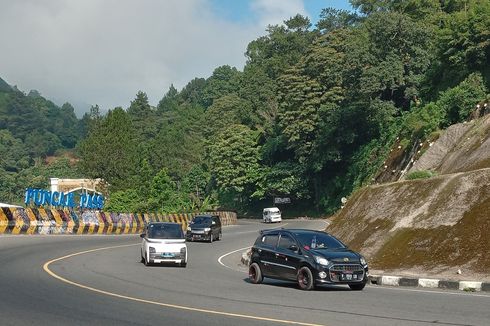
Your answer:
0,77 -> 13,92
328,114 -> 490,280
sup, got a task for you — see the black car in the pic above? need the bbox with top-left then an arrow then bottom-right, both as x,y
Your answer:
248,229 -> 368,290
186,215 -> 222,242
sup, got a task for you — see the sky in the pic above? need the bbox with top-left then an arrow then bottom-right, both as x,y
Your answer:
0,0 -> 352,116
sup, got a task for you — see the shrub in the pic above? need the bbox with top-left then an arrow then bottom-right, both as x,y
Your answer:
405,170 -> 437,180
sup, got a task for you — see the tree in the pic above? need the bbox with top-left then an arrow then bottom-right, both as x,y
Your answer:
127,91 -> 157,141
207,124 -> 262,203
245,15 -> 315,80
201,65 -> 241,108
147,168 -> 182,212
78,107 -> 138,191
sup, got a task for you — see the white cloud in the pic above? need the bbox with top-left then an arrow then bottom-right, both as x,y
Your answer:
251,0 -> 306,27
0,0 -> 306,116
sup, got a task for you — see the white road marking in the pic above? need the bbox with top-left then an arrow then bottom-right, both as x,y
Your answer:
43,244 -> 325,326
217,222 -> 289,272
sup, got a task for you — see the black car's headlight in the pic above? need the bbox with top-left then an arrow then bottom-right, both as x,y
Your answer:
186,226 -> 191,231
149,247 -> 156,253
204,227 -> 211,232
314,256 -> 329,266
360,257 -> 367,266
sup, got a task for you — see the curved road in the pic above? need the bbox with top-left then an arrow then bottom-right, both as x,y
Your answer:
1,219 -> 489,326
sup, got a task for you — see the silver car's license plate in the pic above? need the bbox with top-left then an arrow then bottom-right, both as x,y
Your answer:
162,252 -> 174,258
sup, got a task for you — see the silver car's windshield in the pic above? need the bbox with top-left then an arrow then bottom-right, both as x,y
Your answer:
147,224 -> 184,239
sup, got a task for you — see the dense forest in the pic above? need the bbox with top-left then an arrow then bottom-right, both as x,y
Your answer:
1,0 -> 489,216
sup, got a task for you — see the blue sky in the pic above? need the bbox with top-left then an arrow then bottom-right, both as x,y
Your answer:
0,0 -> 354,115
210,0 -> 353,26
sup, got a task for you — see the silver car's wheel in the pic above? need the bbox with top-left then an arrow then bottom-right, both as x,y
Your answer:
144,252 -> 150,266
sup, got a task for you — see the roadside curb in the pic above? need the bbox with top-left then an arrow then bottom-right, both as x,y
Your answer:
241,249 -> 489,292
369,275 -> 490,292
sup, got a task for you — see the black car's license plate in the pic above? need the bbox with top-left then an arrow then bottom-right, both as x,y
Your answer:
341,273 -> 356,281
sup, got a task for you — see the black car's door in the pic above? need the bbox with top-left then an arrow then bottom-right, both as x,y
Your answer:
272,233 -> 302,281
257,233 -> 279,278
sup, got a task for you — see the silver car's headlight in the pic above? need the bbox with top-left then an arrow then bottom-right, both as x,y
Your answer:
149,247 -> 156,253
314,256 -> 329,266
204,227 -> 211,232
360,257 -> 367,266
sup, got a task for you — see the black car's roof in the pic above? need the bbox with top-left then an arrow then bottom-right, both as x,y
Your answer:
260,228 -> 331,236
147,222 -> 180,226
260,228 -> 331,235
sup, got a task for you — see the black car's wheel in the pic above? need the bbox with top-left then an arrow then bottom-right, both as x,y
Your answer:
249,262 -> 263,284
209,232 -> 213,243
297,266 -> 314,290
349,283 -> 366,291
217,231 -> 222,241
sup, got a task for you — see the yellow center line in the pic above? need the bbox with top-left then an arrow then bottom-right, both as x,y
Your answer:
43,244 -> 325,326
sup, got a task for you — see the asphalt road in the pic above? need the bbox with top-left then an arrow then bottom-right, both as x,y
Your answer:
1,219 -> 489,326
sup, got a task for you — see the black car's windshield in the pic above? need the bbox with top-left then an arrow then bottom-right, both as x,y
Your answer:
147,224 -> 184,239
294,232 -> 345,250
192,216 -> 211,224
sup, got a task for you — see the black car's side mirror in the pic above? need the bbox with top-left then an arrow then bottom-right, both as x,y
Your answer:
140,233 -> 146,238
289,244 -> 299,252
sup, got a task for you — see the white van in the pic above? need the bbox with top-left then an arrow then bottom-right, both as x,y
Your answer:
263,207 -> 282,223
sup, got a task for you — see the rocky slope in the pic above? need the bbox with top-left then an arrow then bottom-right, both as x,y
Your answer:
327,114 -> 490,281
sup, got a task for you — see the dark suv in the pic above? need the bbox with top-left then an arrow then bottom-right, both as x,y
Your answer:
186,215 -> 222,242
248,229 -> 368,290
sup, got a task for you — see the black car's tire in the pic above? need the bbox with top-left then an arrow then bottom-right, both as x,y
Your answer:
249,262 -> 263,284
217,231 -> 222,241
349,283 -> 366,291
297,266 -> 315,290
209,233 -> 213,243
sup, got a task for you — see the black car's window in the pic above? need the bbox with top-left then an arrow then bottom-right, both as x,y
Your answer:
192,216 -> 211,224
278,234 -> 295,249
261,234 -> 279,248
147,224 -> 184,239
293,232 -> 345,249
212,217 -> 221,225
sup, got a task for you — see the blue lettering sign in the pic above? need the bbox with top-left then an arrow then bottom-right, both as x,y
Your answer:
24,188 -> 105,210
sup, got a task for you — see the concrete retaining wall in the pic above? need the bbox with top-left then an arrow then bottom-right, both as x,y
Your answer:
0,207 -> 237,235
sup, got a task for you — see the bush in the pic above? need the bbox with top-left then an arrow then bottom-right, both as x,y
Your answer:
405,170 -> 437,180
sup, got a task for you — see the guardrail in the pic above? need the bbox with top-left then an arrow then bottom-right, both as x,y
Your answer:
0,207 -> 237,235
